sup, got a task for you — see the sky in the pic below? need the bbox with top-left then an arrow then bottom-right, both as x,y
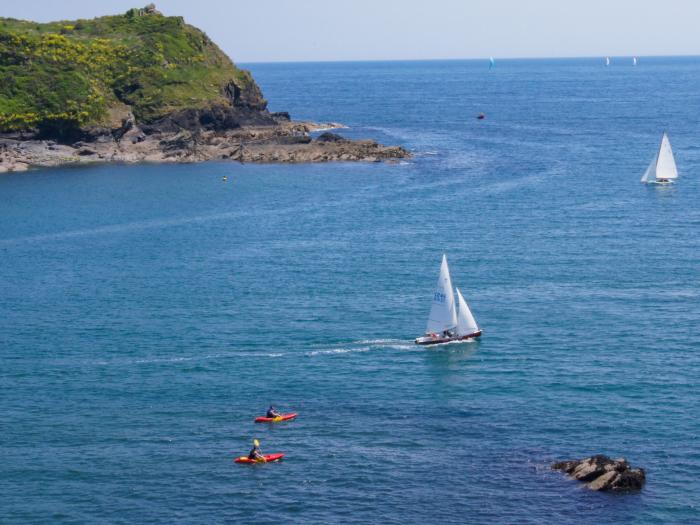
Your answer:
3,0 -> 700,63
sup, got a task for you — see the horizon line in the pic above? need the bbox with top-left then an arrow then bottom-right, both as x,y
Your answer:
238,53 -> 700,65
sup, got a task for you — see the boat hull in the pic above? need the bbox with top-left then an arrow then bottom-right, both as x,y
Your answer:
415,331 -> 482,346
234,453 -> 285,464
254,413 -> 298,423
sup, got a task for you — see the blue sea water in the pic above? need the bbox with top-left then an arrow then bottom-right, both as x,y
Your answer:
1,57 -> 700,524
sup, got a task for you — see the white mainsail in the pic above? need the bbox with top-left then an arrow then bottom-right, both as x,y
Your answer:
633,57 -> 638,66
425,254 -> 457,333
605,56 -> 610,66
456,288 -> 479,336
656,133 -> 678,180
642,133 -> 678,183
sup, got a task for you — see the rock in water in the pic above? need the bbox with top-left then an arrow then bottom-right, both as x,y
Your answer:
552,455 -> 645,492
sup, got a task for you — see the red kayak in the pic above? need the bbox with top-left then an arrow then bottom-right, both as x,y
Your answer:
234,453 -> 285,464
254,413 -> 298,423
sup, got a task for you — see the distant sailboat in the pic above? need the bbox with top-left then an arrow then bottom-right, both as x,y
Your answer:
415,255 -> 482,346
633,56 -> 638,66
489,57 -> 495,70
605,56 -> 611,66
641,132 -> 678,184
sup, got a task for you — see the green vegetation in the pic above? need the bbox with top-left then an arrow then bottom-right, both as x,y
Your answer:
0,5 -> 257,135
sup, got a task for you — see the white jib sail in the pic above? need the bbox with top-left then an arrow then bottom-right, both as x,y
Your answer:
641,153 -> 657,183
425,254 -> 458,333
456,288 -> 479,336
655,133 -> 678,180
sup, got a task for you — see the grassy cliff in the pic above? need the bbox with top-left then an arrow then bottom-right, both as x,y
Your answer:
0,5 -> 264,136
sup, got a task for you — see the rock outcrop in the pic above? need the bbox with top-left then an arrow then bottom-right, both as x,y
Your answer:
0,122 -> 409,171
552,455 -> 646,492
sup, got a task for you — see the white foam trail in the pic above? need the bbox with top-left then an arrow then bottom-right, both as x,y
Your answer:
354,338 -> 404,345
0,202 -> 308,245
0,211 -> 239,245
387,344 -> 414,350
305,346 -> 371,356
85,351 -> 286,367
311,124 -> 348,132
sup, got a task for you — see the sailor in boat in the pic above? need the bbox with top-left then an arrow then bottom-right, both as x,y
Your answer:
248,439 -> 264,461
266,405 -> 281,419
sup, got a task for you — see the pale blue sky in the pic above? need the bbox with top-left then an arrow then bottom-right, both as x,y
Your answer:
4,0 -> 700,62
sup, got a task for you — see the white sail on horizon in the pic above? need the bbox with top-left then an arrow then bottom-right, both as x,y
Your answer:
642,133 -> 678,183
456,288 -> 479,336
425,254 -> 458,333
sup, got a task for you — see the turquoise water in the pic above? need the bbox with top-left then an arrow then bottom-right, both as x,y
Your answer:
2,58 -> 700,523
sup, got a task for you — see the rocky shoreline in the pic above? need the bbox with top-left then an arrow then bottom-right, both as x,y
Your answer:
0,120 -> 410,172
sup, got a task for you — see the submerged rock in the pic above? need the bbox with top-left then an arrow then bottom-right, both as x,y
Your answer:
552,455 -> 645,492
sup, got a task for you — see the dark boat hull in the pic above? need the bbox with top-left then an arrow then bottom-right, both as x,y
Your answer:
415,331 -> 482,346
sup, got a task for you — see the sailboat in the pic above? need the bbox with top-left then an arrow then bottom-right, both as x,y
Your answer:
415,254 -> 482,345
489,57 -> 495,70
641,132 -> 678,185
633,57 -> 638,66
605,56 -> 611,66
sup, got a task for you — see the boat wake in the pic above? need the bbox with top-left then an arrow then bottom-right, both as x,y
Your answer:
305,346 -> 372,356
305,338 -> 415,356
0,201 -> 315,246
74,350 -> 287,368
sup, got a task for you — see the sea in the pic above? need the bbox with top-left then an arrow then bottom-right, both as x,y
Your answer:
2,58 -> 699,524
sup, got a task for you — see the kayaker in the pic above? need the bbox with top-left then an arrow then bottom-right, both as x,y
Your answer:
248,439 -> 264,461
266,405 -> 281,418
